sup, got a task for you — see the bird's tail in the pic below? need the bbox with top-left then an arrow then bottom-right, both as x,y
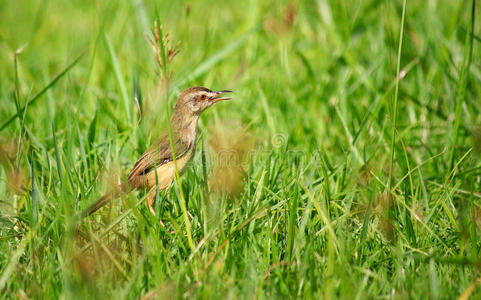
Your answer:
81,183 -> 128,218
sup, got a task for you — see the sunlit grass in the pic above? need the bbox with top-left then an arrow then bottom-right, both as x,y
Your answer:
1,0 -> 480,298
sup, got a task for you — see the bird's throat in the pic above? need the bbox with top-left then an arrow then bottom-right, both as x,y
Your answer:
170,110 -> 199,145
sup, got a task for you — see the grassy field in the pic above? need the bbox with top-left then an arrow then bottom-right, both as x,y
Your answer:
1,0 -> 480,298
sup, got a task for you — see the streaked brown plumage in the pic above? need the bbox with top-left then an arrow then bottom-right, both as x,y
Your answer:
84,86 -> 232,216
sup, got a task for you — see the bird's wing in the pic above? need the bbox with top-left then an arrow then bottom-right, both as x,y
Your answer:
127,132 -> 191,182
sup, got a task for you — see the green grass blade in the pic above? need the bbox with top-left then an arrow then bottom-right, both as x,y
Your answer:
104,35 -> 132,125
0,52 -> 86,132
174,23 -> 261,88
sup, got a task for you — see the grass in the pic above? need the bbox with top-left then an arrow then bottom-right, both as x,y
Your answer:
0,0 -> 480,298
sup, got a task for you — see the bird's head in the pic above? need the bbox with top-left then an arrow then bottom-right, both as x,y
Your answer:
175,86 -> 232,115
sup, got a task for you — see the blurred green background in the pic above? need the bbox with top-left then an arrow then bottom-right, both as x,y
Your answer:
1,0 -> 480,298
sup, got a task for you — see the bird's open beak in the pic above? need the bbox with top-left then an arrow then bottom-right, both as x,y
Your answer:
210,90 -> 233,103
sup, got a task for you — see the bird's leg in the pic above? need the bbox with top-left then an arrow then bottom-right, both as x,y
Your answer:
146,190 -> 157,216
146,188 -> 167,228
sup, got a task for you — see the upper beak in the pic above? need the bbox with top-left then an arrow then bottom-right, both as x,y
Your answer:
210,90 -> 233,103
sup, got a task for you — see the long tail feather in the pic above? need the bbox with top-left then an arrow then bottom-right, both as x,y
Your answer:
81,184 -> 128,218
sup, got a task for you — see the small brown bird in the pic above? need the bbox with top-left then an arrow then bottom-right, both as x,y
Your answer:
84,86 -> 232,217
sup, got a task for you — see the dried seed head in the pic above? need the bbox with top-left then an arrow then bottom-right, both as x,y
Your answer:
474,206 -> 481,229
264,1 -> 297,36
139,283 -> 175,300
0,140 -> 18,165
208,121 -> 254,197
283,2 -> 297,29
147,22 -> 180,76
357,164 -> 372,187
7,168 -> 27,195
74,254 -> 96,284
412,203 -> 425,223
374,192 -> 396,241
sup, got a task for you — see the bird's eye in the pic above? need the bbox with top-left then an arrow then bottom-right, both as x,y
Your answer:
200,94 -> 207,100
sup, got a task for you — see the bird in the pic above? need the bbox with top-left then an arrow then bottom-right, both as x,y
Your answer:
83,86 -> 232,217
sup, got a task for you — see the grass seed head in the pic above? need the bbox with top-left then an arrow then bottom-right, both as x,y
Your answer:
7,167 -> 27,195
264,1 -> 297,36
374,192 -> 396,241
146,21 -> 180,81
74,254 -> 97,284
357,164 -> 372,187
208,121 -> 254,197
0,139 -> 17,166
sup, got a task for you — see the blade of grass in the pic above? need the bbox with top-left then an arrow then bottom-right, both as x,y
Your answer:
0,52 -> 86,132
174,23 -> 261,88
104,35 -> 132,125
448,0 -> 475,171
388,0 -> 407,190
51,122 -> 63,184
